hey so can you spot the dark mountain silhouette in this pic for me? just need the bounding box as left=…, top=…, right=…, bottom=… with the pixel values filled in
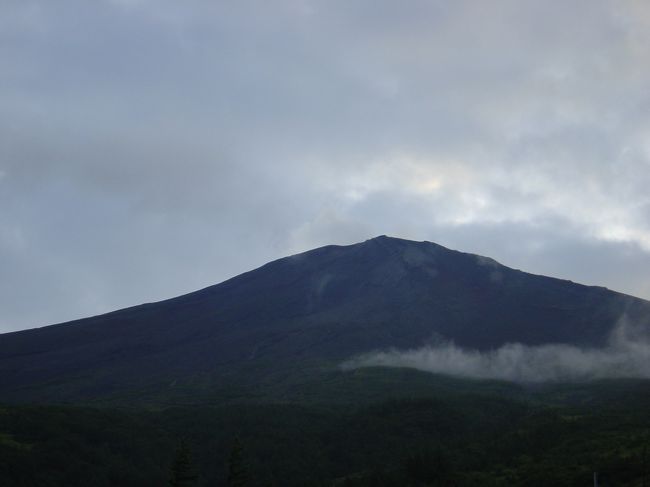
left=1, top=235, right=649, bottom=404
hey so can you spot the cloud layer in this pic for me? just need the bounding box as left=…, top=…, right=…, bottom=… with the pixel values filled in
left=2, top=1, right=650, bottom=331
left=343, top=320, right=650, bottom=382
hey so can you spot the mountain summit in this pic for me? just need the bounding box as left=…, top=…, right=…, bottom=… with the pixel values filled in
left=1, top=236, right=648, bottom=404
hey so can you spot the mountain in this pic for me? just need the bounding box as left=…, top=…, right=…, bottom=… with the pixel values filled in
left=1, top=235, right=649, bottom=405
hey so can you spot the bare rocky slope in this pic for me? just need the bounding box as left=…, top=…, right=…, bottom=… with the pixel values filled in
left=1, top=235, right=648, bottom=405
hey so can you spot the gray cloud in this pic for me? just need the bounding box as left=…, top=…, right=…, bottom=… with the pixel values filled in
left=343, top=319, right=650, bottom=382
left=2, top=1, right=650, bottom=331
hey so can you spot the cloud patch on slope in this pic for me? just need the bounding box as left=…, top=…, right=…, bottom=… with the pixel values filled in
left=342, top=320, right=650, bottom=382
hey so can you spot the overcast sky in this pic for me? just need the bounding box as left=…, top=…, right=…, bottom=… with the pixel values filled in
left=2, top=0, right=650, bottom=332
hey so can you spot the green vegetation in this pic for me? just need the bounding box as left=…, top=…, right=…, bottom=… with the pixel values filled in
left=1, top=371, right=649, bottom=486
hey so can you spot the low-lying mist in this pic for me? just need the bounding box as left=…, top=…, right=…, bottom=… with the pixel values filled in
left=342, top=320, right=650, bottom=382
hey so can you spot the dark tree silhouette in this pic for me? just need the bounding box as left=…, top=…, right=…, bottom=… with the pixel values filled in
left=227, top=436, right=249, bottom=487
left=169, top=440, right=197, bottom=487
left=403, top=447, right=453, bottom=485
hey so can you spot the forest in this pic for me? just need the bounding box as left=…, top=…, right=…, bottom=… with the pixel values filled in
left=1, top=371, right=649, bottom=486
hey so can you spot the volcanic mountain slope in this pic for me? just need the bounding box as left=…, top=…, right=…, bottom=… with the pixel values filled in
left=1, top=235, right=649, bottom=404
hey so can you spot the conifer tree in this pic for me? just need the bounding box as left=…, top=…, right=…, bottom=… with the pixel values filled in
left=227, top=436, right=249, bottom=487
left=169, top=440, right=197, bottom=487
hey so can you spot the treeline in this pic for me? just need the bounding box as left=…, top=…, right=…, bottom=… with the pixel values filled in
left=0, top=394, right=648, bottom=486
